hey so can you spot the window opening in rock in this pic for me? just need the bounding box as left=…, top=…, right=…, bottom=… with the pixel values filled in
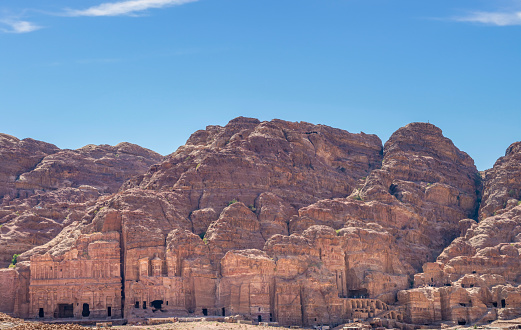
left=39, top=308, right=44, bottom=318
left=222, top=308, right=226, bottom=316
left=458, top=320, right=466, bottom=325
left=258, top=315, right=262, bottom=322
left=135, top=301, right=139, bottom=308
left=143, top=301, right=147, bottom=309
left=82, top=303, right=90, bottom=317
left=493, top=302, right=497, bottom=308
left=166, top=301, right=169, bottom=306
left=202, top=308, right=208, bottom=316
left=502, top=299, right=506, bottom=308
left=270, top=313, right=273, bottom=322
left=107, top=307, right=111, bottom=317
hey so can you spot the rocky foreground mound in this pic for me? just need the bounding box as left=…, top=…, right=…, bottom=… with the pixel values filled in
left=0, top=118, right=520, bottom=328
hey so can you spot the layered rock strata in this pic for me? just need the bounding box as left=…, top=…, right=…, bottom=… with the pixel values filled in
left=0, top=138, right=162, bottom=267
left=400, top=143, right=521, bottom=325
left=3, top=118, right=517, bottom=328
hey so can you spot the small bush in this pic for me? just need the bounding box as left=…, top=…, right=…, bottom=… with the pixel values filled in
left=203, top=237, right=208, bottom=245
left=248, top=204, right=256, bottom=212
left=196, top=163, right=201, bottom=170
left=10, top=254, right=19, bottom=267
left=228, top=198, right=238, bottom=206
left=509, top=189, right=516, bottom=197
left=518, top=200, right=521, bottom=206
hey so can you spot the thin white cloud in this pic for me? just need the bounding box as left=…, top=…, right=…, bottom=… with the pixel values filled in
left=456, top=11, right=521, bottom=26
left=0, top=19, right=42, bottom=33
left=66, top=0, right=198, bottom=17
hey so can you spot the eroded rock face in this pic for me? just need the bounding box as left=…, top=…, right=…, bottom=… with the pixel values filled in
left=125, top=117, right=383, bottom=213
left=0, top=133, right=60, bottom=202
left=0, top=139, right=162, bottom=267
left=479, top=142, right=521, bottom=220
left=288, top=122, right=480, bottom=302
left=403, top=142, right=521, bottom=325
left=0, top=119, right=505, bottom=328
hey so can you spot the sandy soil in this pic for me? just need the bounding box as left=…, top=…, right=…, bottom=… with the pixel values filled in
left=113, top=321, right=281, bottom=329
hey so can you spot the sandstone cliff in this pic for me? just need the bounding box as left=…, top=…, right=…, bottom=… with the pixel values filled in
left=0, top=138, right=162, bottom=267
left=2, top=118, right=519, bottom=329
left=400, top=142, right=521, bottom=326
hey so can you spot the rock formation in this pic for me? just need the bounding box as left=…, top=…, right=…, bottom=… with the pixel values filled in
left=399, top=142, right=521, bottom=326
left=0, top=138, right=162, bottom=267
left=1, top=117, right=520, bottom=328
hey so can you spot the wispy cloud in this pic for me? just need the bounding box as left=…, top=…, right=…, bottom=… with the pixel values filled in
left=455, top=11, right=521, bottom=26
left=0, top=19, right=42, bottom=33
left=66, top=0, right=198, bottom=17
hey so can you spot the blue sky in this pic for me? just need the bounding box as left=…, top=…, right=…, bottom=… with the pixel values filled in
left=0, top=0, right=520, bottom=170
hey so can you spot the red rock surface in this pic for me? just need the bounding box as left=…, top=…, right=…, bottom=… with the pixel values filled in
left=479, top=142, right=521, bottom=220
left=400, top=142, right=521, bottom=325
left=0, top=138, right=162, bottom=267
left=3, top=118, right=520, bottom=329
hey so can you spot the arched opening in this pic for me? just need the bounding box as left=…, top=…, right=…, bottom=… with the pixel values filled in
left=202, top=308, right=208, bottom=316
left=39, top=308, right=44, bottom=318
left=222, top=307, right=226, bottom=316
left=258, top=315, right=262, bottom=322
left=151, top=300, right=163, bottom=311
left=82, top=303, right=90, bottom=317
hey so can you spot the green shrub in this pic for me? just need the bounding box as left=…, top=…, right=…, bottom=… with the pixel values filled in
left=203, top=237, right=208, bottom=245
left=509, top=189, right=516, bottom=197
left=228, top=198, right=238, bottom=206
left=10, top=254, right=19, bottom=267
left=248, top=204, right=256, bottom=212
